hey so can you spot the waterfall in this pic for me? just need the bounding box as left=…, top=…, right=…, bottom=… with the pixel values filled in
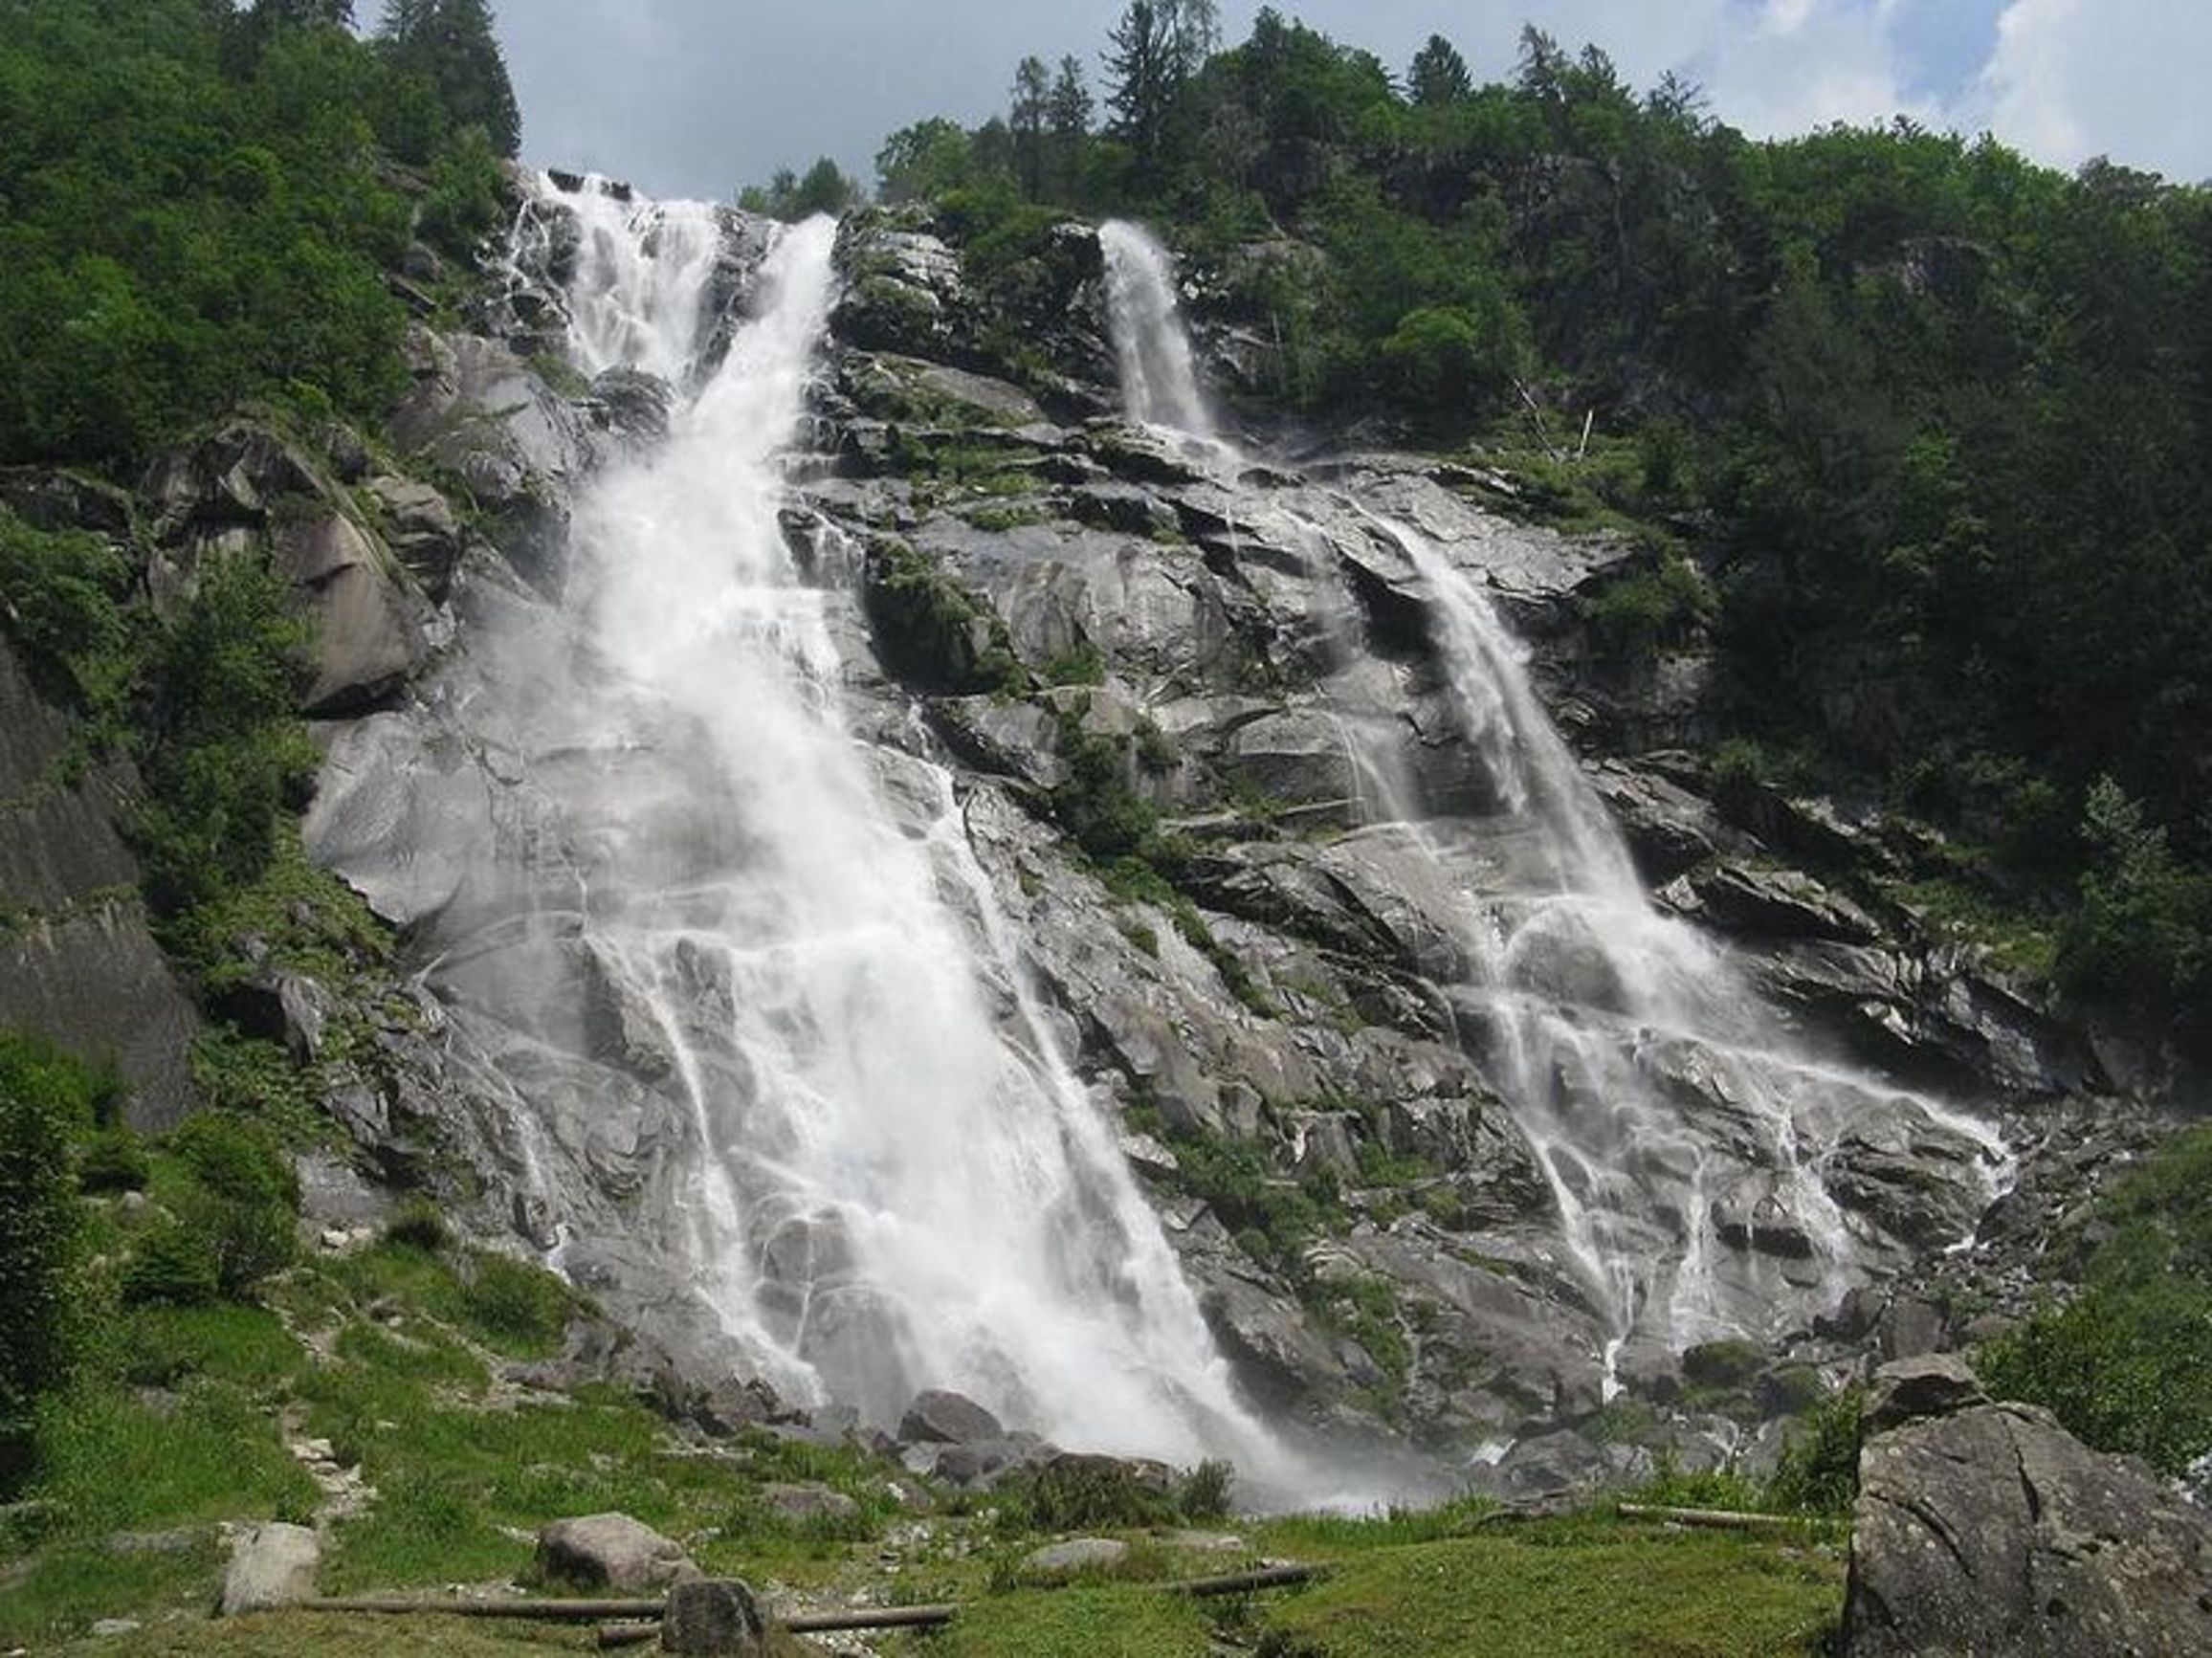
left=1376, top=517, right=2010, bottom=1360
left=1094, top=225, right=2007, bottom=1376
left=458, top=178, right=1292, bottom=1475
left=1099, top=220, right=1220, bottom=442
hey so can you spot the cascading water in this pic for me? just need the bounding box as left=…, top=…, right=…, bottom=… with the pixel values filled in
left=1099, top=221, right=1221, bottom=445
left=1095, top=221, right=2008, bottom=1382
left=456, top=178, right=1293, bottom=1474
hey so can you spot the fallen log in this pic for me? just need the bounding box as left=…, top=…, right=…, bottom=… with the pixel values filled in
left=595, top=1603, right=959, bottom=1648
left=302, top=1596, right=664, bottom=1622
left=1616, top=1502, right=1808, bottom=1531
left=786, top=1603, right=959, bottom=1631
left=1166, top=1563, right=1320, bottom=1597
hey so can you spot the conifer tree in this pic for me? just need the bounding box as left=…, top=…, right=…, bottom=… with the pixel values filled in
left=1047, top=55, right=1093, bottom=199
left=1407, top=34, right=1472, bottom=106
left=1010, top=55, right=1051, bottom=198
left=379, top=0, right=520, bottom=158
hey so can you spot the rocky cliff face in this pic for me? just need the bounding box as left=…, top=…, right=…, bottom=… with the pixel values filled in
left=0, top=626, right=199, bottom=1131
left=1, top=179, right=2135, bottom=1493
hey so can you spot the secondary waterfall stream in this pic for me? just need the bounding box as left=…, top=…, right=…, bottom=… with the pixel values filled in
left=1097, top=220, right=2008, bottom=1383
left=462, top=179, right=1292, bottom=1474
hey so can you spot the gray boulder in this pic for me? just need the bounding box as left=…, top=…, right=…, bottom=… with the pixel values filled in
left=535, top=1512, right=696, bottom=1592
left=1020, top=1536, right=1130, bottom=1578
left=661, top=1577, right=767, bottom=1655
left=218, top=1521, right=320, bottom=1615
left=1861, top=1354, right=1986, bottom=1436
left=896, top=1389, right=1004, bottom=1446
left=270, top=507, right=431, bottom=714
left=1843, top=1403, right=2212, bottom=1656
left=759, top=1483, right=859, bottom=1523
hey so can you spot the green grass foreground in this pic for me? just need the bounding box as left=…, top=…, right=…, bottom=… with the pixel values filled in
left=0, top=1223, right=1842, bottom=1657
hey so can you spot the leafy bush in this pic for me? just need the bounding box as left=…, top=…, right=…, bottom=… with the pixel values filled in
left=1584, top=553, right=1712, bottom=659
left=455, top=1252, right=572, bottom=1356
left=1980, top=1125, right=2212, bottom=1476
left=0, top=1035, right=95, bottom=1488
left=1010, top=1456, right=1179, bottom=1532
left=120, top=1223, right=223, bottom=1309
left=163, top=1113, right=299, bottom=1298
left=76, top=1130, right=150, bottom=1195
left=2058, top=778, right=2212, bottom=1027
left=383, top=1200, right=452, bottom=1253
left=1178, top=1458, right=1235, bottom=1520
left=1764, top=1385, right=1863, bottom=1515
left=0, top=511, right=138, bottom=724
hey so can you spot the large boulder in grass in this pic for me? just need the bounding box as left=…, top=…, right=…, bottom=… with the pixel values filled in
left=218, top=1522, right=320, bottom=1615
left=1842, top=1402, right=2212, bottom=1656
left=896, top=1389, right=1004, bottom=1446
left=660, top=1577, right=768, bottom=1655
left=534, top=1512, right=696, bottom=1593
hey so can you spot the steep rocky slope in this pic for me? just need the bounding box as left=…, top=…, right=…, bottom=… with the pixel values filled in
left=0, top=174, right=2142, bottom=1500
left=276, top=182, right=2121, bottom=1492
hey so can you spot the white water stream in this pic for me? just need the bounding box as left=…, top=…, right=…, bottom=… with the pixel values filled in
left=525, top=180, right=1291, bottom=1473
left=1097, top=221, right=2009, bottom=1382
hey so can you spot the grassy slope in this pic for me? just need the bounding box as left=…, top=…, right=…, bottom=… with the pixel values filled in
left=2, top=1207, right=1842, bottom=1657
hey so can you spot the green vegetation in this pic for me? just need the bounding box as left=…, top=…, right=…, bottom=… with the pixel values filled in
left=1248, top=1523, right=1839, bottom=1657
left=739, top=156, right=863, bottom=222
left=0, top=0, right=520, bottom=468
left=1981, top=1123, right=2212, bottom=1476
left=0, top=1036, right=102, bottom=1487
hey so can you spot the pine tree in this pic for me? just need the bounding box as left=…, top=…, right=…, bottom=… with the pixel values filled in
left=1407, top=34, right=1472, bottom=107
left=1010, top=55, right=1051, bottom=198
left=1166, top=0, right=1220, bottom=79
left=380, top=0, right=520, bottom=159
left=1047, top=55, right=1093, bottom=199
left=1105, top=0, right=1174, bottom=173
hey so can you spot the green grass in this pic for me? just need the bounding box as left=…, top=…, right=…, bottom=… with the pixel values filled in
left=1250, top=1525, right=1842, bottom=1657
left=0, top=1535, right=229, bottom=1651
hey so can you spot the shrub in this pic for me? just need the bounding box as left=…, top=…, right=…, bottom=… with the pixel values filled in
left=0, top=1034, right=93, bottom=1487
left=0, top=510, right=138, bottom=723
left=164, top=1114, right=299, bottom=1298
left=1178, top=1458, right=1234, bottom=1520
left=1979, top=1123, right=2212, bottom=1475
left=1584, top=553, right=1712, bottom=659
left=76, top=1129, right=150, bottom=1194
left=1011, top=1456, right=1178, bottom=1532
left=456, top=1252, right=571, bottom=1355
left=121, top=1222, right=222, bottom=1309
left=383, top=1200, right=451, bottom=1253
left=1764, top=1384, right=1862, bottom=1514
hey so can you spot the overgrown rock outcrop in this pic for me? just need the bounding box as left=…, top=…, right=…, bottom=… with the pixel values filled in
left=0, top=636, right=199, bottom=1131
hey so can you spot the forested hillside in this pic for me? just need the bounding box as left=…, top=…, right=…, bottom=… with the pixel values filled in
left=839, top=3, right=2212, bottom=1047
left=0, top=0, right=520, bottom=1498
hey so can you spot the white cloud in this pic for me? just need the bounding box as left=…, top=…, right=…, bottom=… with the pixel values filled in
left=1970, top=0, right=2212, bottom=181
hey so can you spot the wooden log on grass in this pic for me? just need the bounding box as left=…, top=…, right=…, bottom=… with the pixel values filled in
left=786, top=1603, right=959, bottom=1631
left=597, top=1603, right=962, bottom=1647
left=1616, top=1502, right=1807, bottom=1531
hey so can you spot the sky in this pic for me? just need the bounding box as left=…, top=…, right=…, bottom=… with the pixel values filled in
left=494, top=1, right=2212, bottom=201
